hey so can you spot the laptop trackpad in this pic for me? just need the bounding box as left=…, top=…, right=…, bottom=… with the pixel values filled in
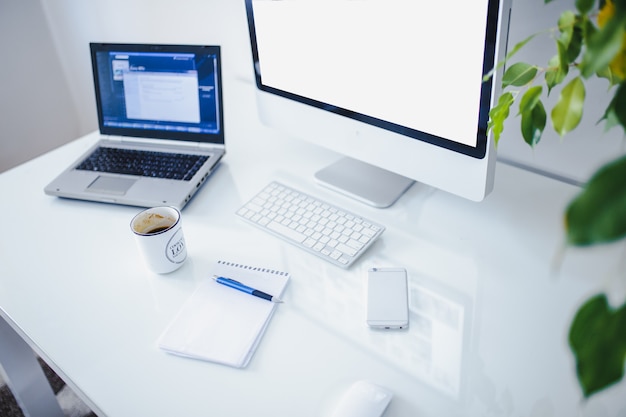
left=87, top=176, right=136, bottom=195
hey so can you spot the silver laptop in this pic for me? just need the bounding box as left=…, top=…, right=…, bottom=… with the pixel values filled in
left=45, top=43, right=226, bottom=210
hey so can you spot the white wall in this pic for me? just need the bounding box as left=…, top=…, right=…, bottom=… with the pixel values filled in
left=2, top=0, right=624, bottom=185
left=0, top=0, right=80, bottom=172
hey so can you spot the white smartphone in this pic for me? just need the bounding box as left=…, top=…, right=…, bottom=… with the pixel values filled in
left=366, top=267, right=409, bottom=329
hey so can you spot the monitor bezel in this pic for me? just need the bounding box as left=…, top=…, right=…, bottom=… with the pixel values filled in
left=244, top=0, right=502, bottom=160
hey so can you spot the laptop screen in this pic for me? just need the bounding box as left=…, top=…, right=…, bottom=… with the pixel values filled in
left=90, top=43, right=224, bottom=145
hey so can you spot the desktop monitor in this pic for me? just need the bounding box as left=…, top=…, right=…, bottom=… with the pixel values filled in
left=245, top=0, right=512, bottom=207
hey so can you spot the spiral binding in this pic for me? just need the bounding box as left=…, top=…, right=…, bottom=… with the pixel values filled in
left=217, top=260, right=289, bottom=276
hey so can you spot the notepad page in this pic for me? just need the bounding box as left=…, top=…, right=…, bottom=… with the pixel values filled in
left=158, top=261, right=290, bottom=368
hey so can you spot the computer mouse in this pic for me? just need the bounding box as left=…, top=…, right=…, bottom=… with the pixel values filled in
left=329, top=380, right=393, bottom=417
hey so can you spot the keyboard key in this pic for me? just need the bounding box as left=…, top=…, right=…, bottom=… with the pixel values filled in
left=267, top=220, right=307, bottom=243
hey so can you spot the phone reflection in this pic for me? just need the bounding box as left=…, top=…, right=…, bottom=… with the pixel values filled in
left=286, top=236, right=477, bottom=402
left=406, top=282, right=469, bottom=398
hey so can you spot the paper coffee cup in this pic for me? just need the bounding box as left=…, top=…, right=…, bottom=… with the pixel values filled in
left=130, top=206, right=187, bottom=274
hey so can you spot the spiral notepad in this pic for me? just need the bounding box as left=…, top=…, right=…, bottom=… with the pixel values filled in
left=158, top=260, right=290, bottom=368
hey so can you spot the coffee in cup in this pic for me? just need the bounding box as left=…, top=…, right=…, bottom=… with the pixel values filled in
left=130, top=206, right=187, bottom=273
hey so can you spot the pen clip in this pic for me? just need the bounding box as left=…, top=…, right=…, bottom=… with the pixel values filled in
left=212, top=275, right=239, bottom=284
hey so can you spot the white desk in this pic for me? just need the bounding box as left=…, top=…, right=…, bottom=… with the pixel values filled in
left=1, top=77, right=624, bottom=416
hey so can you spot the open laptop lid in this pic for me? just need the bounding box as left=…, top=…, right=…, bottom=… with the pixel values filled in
left=90, top=43, right=225, bottom=146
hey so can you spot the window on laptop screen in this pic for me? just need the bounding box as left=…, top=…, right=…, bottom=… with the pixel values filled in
left=93, top=48, right=221, bottom=136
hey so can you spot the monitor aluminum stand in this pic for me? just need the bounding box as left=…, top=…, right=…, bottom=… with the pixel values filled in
left=314, top=157, right=414, bottom=208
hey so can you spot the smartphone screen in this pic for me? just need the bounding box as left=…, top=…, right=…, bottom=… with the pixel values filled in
left=366, top=267, right=409, bottom=329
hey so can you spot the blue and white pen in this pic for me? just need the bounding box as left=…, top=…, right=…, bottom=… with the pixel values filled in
left=211, top=275, right=283, bottom=303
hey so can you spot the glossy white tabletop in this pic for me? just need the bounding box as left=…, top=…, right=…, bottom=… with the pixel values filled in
left=0, top=76, right=624, bottom=416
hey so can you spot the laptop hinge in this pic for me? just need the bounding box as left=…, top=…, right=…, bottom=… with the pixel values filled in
left=102, top=135, right=124, bottom=143
left=198, top=142, right=220, bottom=150
left=102, top=135, right=220, bottom=150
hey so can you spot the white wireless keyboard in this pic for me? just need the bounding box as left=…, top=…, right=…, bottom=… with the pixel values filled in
left=236, top=181, right=385, bottom=268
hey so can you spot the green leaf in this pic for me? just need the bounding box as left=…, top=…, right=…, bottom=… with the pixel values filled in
left=598, top=102, right=621, bottom=132
left=558, top=10, right=576, bottom=47
left=557, top=39, right=571, bottom=75
left=487, top=92, right=515, bottom=146
left=599, top=82, right=626, bottom=132
left=557, top=11, right=585, bottom=63
left=576, top=0, right=595, bottom=15
left=502, top=62, right=538, bottom=88
left=518, top=85, right=543, bottom=115
left=521, top=100, right=547, bottom=147
left=545, top=55, right=567, bottom=94
left=483, top=34, right=538, bottom=81
left=551, top=77, right=585, bottom=136
left=580, top=9, right=626, bottom=78
left=565, top=154, right=626, bottom=246
left=567, top=21, right=584, bottom=62
left=596, top=65, right=618, bottom=85
left=612, top=81, right=626, bottom=129
left=583, top=15, right=598, bottom=41
left=506, top=34, right=538, bottom=60
left=568, top=294, right=626, bottom=398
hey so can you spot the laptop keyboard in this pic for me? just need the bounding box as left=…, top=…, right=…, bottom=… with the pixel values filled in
left=76, top=147, right=209, bottom=181
left=236, top=181, right=385, bottom=268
